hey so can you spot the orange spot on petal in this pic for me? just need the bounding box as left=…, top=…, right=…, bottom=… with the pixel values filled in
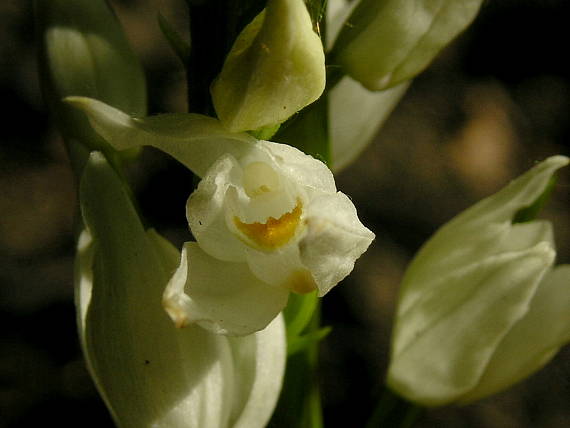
left=284, top=269, right=317, bottom=294
left=234, top=201, right=302, bottom=250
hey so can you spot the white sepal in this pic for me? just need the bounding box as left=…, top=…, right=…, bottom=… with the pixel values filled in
left=387, top=156, right=570, bottom=406
left=77, top=152, right=285, bottom=427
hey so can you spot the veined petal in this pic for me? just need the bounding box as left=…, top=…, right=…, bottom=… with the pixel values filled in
left=299, top=192, right=375, bottom=296
left=163, top=242, right=289, bottom=336
left=399, top=220, right=555, bottom=324
left=66, top=96, right=256, bottom=177
left=459, top=264, right=570, bottom=404
left=398, top=156, right=568, bottom=315
left=228, top=315, right=286, bottom=428
left=388, top=243, right=555, bottom=407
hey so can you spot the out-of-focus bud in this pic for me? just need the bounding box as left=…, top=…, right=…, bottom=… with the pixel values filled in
left=77, top=152, right=285, bottom=427
left=35, top=0, right=146, bottom=170
left=387, top=156, right=570, bottom=407
left=211, top=0, right=325, bottom=132
left=326, top=0, right=409, bottom=171
left=329, top=76, right=408, bottom=171
left=331, top=0, right=483, bottom=90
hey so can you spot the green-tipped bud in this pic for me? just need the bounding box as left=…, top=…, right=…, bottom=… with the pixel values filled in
left=35, top=0, right=146, bottom=170
left=387, top=156, right=570, bottom=406
left=211, top=0, right=325, bottom=132
left=331, top=0, right=483, bottom=90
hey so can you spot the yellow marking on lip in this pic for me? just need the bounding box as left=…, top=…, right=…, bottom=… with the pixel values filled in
left=234, top=201, right=302, bottom=250
left=284, top=269, right=317, bottom=294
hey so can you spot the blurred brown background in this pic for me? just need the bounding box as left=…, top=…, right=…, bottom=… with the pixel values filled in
left=1, top=1, right=569, bottom=427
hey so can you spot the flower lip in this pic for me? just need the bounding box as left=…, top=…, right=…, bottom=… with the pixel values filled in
left=234, top=200, right=303, bottom=250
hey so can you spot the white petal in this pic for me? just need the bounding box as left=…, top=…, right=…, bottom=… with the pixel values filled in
left=387, top=244, right=555, bottom=407
left=397, top=156, right=567, bottom=316
left=224, top=146, right=299, bottom=223
left=229, top=315, right=286, bottom=428
left=460, top=265, right=570, bottom=404
left=260, top=140, right=337, bottom=193
left=66, top=96, right=256, bottom=177
left=186, top=155, right=248, bottom=262
left=400, top=220, right=555, bottom=320
left=79, top=152, right=233, bottom=427
left=330, top=76, right=409, bottom=171
left=451, top=155, right=569, bottom=228
left=163, top=242, right=290, bottom=335
left=245, top=243, right=317, bottom=294
left=299, top=192, right=375, bottom=296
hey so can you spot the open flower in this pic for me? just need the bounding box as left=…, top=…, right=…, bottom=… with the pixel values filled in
left=68, top=97, right=375, bottom=335
left=78, top=152, right=285, bottom=427
left=387, top=156, right=570, bottom=406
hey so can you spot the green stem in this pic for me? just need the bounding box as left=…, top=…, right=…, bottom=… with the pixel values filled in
left=270, top=301, right=324, bottom=428
left=365, top=387, right=423, bottom=428
left=325, top=64, right=344, bottom=92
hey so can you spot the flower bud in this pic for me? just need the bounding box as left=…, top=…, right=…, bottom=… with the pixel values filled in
left=36, top=0, right=146, bottom=168
left=387, top=156, right=570, bottom=406
left=77, top=152, right=285, bottom=427
left=331, top=0, right=483, bottom=90
left=211, top=0, right=326, bottom=132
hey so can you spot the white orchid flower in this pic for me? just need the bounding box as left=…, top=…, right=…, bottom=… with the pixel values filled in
left=77, top=152, right=285, bottom=427
left=387, top=155, right=570, bottom=407
left=68, top=97, right=375, bottom=335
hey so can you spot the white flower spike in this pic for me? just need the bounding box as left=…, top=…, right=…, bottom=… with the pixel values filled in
left=68, top=97, right=375, bottom=335
left=387, top=155, right=570, bottom=407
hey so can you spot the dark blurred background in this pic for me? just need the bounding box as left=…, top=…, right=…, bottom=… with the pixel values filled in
left=1, top=1, right=569, bottom=427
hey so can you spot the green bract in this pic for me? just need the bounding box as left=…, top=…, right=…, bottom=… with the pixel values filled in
left=331, top=0, right=483, bottom=90
left=387, top=156, right=570, bottom=406
left=77, top=152, right=285, bottom=427
left=35, top=0, right=146, bottom=167
left=211, top=0, right=326, bottom=132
